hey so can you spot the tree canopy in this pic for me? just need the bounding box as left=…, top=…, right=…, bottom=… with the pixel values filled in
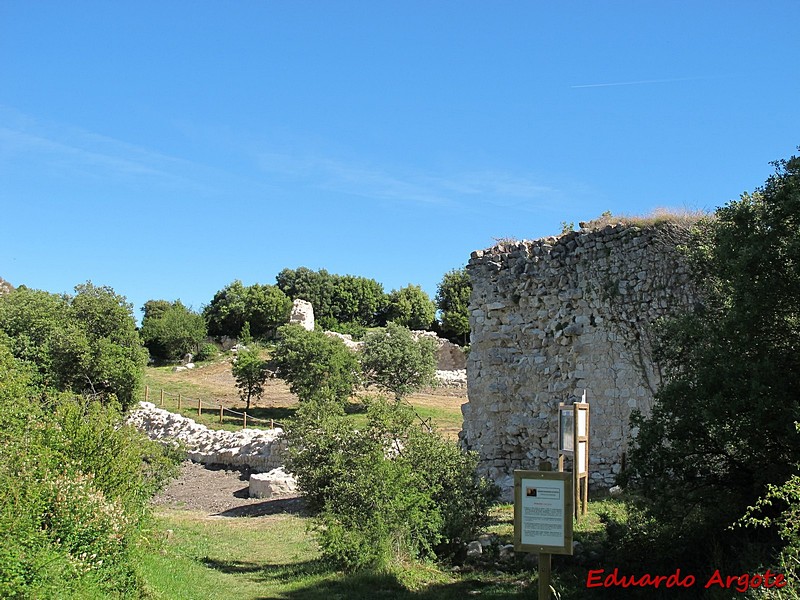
left=271, top=324, right=361, bottom=404
left=383, top=284, right=436, bottom=331
left=140, top=300, right=207, bottom=361
left=203, top=280, right=292, bottom=340
left=360, top=323, right=437, bottom=400
left=0, top=282, right=147, bottom=409
left=276, top=267, right=387, bottom=329
left=623, top=152, right=800, bottom=571
left=435, top=268, right=472, bottom=345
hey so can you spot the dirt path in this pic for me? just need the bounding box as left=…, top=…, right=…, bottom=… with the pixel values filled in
left=152, top=461, right=305, bottom=518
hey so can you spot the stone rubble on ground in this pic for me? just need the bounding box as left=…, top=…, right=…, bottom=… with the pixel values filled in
left=126, top=402, right=287, bottom=472
left=324, top=330, right=364, bottom=351
left=248, top=466, right=298, bottom=499
left=435, top=369, right=467, bottom=387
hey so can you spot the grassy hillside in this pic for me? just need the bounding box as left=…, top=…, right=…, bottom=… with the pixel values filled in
left=142, top=356, right=467, bottom=437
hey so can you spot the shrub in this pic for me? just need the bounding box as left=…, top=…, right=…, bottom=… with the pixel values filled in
left=0, top=282, right=148, bottom=410
left=272, top=324, right=361, bottom=404
left=140, top=300, right=207, bottom=361
left=286, top=396, right=497, bottom=570
left=0, top=340, right=180, bottom=597
left=383, top=285, right=436, bottom=330
left=360, top=323, right=437, bottom=400
left=203, top=280, right=292, bottom=339
left=195, top=342, right=218, bottom=362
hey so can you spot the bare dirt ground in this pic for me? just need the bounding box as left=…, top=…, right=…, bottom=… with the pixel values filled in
left=152, top=460, right=306, bottom=518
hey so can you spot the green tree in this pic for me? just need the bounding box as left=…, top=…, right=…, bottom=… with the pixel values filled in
left=272, top=324, right=360, bottom=404
left=330, top=274, right=387, bottom=327
left=276, top=267, right=335, bottom=321
left=0, top=282, right=147, bottom=409
left=435, top=267, right=472, bottom=345
left=231, top=343, right=268, bottom=411
left=203, top=280, right=291, bottom=340
left=383, top=284, right=436, bottom=330
left=623, top=153, right=800, bottom=572
left=360, top=323, right=437, bottom=400
left=277, top=267, right=388, bottom=328
left=140, top=300, right=207, bottom=361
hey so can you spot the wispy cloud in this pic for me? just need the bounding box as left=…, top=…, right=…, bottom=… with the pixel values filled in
left=571, top=76, right=711, bottom=89
left=0, top=105, right=236, bottom=195
left=257, top=152, right=564, bottom=212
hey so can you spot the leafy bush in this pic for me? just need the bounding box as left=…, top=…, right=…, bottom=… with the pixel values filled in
left=272, top=324, right=361, bottom=404
left=383, top=284, right=436, bottom=330
left=360, top=323, right=437, bottom=400
left=140, top=299, right=207, bottom=361
left=738, top=425, right=800, bottom=599
left=620, top=152, right=800, bottom=577
left=0, top=338, right=179, bottom=598
left=286, top=396, right=498, bottom=571
left=195, top=342, right=219, bottom=362
left=203, top=280, right=292, bottom=339
left=0, top=282, right=148, bottom=410
left=316, top=316, right=367, bottom=340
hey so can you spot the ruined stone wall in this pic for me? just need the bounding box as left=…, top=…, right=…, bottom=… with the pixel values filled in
left=461, top=224, right=697, bottom=493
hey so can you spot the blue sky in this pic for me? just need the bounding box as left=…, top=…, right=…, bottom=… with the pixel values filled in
left=1, top=1, right=798, bottom=322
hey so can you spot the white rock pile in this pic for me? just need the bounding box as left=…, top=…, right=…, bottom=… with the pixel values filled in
left=435, top=369, right=467, bottom=387
left=126, top=402, right=288, bottom=472
left=249, top=467, right=298, bottom=499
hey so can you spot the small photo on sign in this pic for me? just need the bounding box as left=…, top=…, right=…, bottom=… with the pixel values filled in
left=526, top=487, right=538, bottom=497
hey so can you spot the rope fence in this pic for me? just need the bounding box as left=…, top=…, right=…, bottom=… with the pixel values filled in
left=144, top=385, right=284, bottom=430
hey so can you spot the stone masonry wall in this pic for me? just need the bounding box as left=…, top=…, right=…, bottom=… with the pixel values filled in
left=461, top=223, right=697, bottom=494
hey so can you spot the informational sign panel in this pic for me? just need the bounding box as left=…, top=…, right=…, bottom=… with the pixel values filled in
left=514, top=471, right=573, bottom=555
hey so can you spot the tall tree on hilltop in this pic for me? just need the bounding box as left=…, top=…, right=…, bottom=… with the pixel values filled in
left=436, top=268, right=472, bottom=345
left=383, top=285, right=436, bottom=331
left=203, top=280, right=291, bottom=340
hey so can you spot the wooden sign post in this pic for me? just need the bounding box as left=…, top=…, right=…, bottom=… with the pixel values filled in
left=514, top=471, right=574, bottom=600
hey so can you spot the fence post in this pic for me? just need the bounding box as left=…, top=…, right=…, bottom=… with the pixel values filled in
left=145, top=385, right=149, bottom=402
left=178, top=394, right=182, bottom=410
left=219, top=404, right=224, bottom=424
left=198, top=398, right=202, bottom=416
left=160, top=389, right=164, bottom=407
left=243, top=412, right=247, bottom=429
left=270, top=418, right=274, bottom=429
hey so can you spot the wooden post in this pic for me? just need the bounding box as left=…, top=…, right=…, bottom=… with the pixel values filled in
left=270, top=418, right=274, bottom=429
left=243, top=412, right=247, bottom=429
left=219, top=404, right=224, bottom=424
left=160, top=389, right=164, bottom=407
left=538, top=553, right=552, bottom=600
left=198, top=398, right=202, bottom=416
left=178, top=394, right=182, bottom=410
left=145, top=385, right=149, bottom=402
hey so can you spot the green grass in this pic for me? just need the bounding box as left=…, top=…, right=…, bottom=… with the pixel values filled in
left=137, top=510, right=541, bottom=599
left=137, top=497, right=631, bottom=599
